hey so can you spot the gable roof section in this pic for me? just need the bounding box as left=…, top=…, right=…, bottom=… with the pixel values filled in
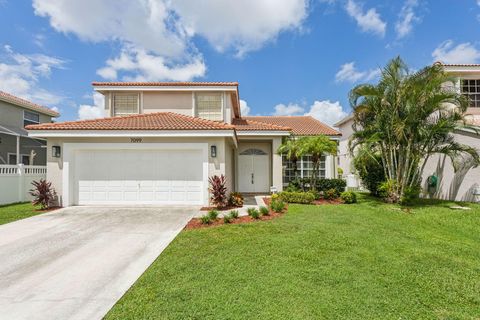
left=26, top=112, right=235, bottom=131
left=0, top=91, right=60, bottom=117
left=92, top=81, right=241, bottom=118
left=244, top=116, right=340, bottom=136
left=232, top=118, right=291, bottom=131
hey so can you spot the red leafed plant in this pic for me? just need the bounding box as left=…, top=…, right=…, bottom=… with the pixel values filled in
left=208, top=175, right=227, bottom=208
left=29, top=179, right=57, bottom=210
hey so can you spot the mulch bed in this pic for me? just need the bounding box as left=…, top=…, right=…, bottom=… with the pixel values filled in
left=34, top=206, right=62, bottom=212
left=185, top=198, right=286, bottom=230
left=199, top=205, right=242, bottom=211
left=312, top=198, right=343, bottom=205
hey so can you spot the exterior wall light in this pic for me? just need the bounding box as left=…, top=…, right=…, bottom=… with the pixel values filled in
left=52, top=145, right=61, bottom=158
left=211, top=145, right=217, bottom=158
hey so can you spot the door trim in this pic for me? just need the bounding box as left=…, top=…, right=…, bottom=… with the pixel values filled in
left=63, top=143, right=209, bottom=207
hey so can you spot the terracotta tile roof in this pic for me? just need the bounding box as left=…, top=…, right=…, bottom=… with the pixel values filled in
left=26, top=112, right=235, bottom=131
left=435, top=62, right=480, bottom=67
left=232, top=118, right=291, bottom=131
left=92, top=81, right=238, bottom=87
left=244, top=116, right=341, bottom=136
left=0, top=91, right=59, bottom=117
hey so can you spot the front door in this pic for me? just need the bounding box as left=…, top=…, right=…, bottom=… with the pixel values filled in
left=238, top=148, right=269, bottom=193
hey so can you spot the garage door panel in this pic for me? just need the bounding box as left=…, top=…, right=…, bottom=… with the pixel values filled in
left=75, top=149, right=204, bottom=205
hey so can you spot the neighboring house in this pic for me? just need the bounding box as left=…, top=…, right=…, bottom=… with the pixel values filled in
left=0, top=91, right=59, bottom=165
left=335, top=63, right=480, bottom=201
left=27, top=82, right=340, bottom=207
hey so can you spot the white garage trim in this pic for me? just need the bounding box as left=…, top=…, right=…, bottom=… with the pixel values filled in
left=62, top=143, right=209, bottom=206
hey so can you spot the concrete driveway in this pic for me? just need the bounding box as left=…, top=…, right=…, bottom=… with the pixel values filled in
left=0, top=206, right=194, bottom=320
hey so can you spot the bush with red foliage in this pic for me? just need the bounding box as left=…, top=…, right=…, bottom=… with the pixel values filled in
left=208, top=175, right=227, bottom=208
left=29, top=179, right=56, bottom=209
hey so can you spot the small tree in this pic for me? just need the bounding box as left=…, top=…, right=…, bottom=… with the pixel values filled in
left=298, top=135, right=338, bottom=190
left=29, top=179, right=56, bottom=209
left=208, top=175, right=228, bottom=208
left=277, top=137, right=302, bottom=179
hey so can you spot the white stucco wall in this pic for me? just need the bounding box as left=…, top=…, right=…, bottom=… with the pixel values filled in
left=46, top=136, right=232, bottom=206
left=422, top=130, right=480, bottom=202
left=336, top=118, right=355, bottom=175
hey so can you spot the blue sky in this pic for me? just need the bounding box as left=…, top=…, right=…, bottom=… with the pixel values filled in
left=0, top=0, right=479, bottom=125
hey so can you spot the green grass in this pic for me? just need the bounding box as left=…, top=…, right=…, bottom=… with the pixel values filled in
left=0, top=202, right=44, bottom=225
left=106, top=195, right=480, bottom=319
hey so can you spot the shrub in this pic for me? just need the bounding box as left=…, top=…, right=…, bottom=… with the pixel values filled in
left=286, top=178, right=302, bottom=192
left=316, top=179, right=346, bottom=193
left=278, top=191, right=315, bottom=204
left=229, top=192, right=244, bottom=207
left=200, top=215, right=211, bottom=224
left=400, top=184, right=421, bottom=206
left=353, top=153, right=385, bottom=197
left=229, top=210, right=239, bottom=219
left=308, top=190, right=320, bottom=200
left=247, top=208, right=260, bottom=219
left=29, top=179, right=56, bottom=209
left=324, top=188, right=339, bottom=200
left=223, top=214, right=232, bottom=224
left=209, top=175, right=228, bottom=208
left=259, top=206, right=270, bottom=216
left=208, top=210, right=219, bottom=220
left=340, top=191, right=357, bottom=204
left=378, top=179, right=400, bottom=203
left=270, top=200, right=286, bottom=213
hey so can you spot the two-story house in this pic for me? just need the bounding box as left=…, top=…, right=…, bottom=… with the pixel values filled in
left=335, top=63, right=480, bottom=201
left=0, top=91, right=59, bottom=165
left=27, top=82, right=340, bottom=207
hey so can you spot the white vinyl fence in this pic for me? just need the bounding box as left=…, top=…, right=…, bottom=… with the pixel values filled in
left=0, top=164, right=47, bottom=205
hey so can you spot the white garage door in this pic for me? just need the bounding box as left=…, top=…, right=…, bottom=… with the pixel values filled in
left=74, top=149, right=204, bottom=205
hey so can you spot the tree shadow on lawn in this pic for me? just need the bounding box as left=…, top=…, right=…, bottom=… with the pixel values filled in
left=356, top=192, right=479, bottom=211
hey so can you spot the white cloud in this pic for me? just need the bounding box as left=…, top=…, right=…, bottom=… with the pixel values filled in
left=395, top=0, right=420, bottom=39
left=305, top=100, right=347, bottom=126
left=432, top=40, right=480, bottom=64
left=32, top=0, right=186, bottom=58
left=96, top=46, right=206, bottom=81
left=240, top=99, right=251, bottom=116
left=33, top=0, right=310, bottom=81
left=345, top=0, right=386, bottom=37
left=0, top=45, right=65, bottom=106
left=78, top=92, right=105, bottom=120
left=273, top=103, right=305, bottom=116
left=335, top=62, right=380, bottom=83
left=171, top=0, right=309, bottom=56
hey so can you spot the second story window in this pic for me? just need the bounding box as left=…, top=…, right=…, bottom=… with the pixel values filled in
left=196, top=93, right=222, bottom=121
left=24, top=110, right=40, bottom=127
left=113, top=93, right=139, bottom=116
left=461, top=79, right=480, bottom=108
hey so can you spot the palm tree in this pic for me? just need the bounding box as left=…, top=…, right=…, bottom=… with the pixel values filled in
left=349, top=56, right=479, bottom=200
left=298, top=135, right=338, bottom=190
left=277, top=137, right=302, bottom=180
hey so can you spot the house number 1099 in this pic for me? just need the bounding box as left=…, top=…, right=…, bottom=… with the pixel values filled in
left=130, top=138, right=142, bottom=143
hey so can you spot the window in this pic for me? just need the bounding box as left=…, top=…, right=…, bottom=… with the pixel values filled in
left=282, top=155, right=326, bottom=185
left=24, top=111, right=40, bottom=127
left=461, top=79, right=480, bottom=108
left=113, top=94, right=139, bottom=116
left=196, top=93, right=222, bottom=121
left=8, top=154, right=30, bottom=165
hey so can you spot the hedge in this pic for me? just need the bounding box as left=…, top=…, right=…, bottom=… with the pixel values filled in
left=278, top=191, right=315, bottom=204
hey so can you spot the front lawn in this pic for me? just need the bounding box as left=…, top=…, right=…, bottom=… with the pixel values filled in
left=106, top=196, right=480, bottom=319
left=0, top=202, right=44, bottom=225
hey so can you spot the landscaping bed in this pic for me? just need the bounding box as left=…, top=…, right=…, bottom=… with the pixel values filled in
left=185, top=210, right=283, bottom=229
